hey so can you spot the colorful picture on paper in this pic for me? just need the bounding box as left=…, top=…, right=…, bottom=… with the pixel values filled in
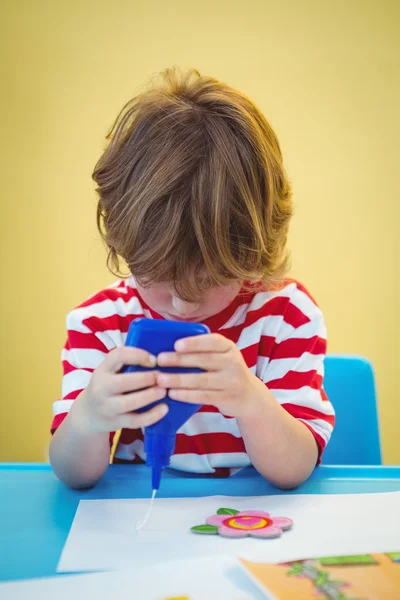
left=241, top=552, right=400, bottom=599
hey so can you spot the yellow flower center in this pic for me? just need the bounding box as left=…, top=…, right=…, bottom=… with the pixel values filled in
left=225, top=516, right=270, bottom=530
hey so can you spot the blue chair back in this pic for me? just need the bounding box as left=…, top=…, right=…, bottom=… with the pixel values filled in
left=322, top=355, right=382, bottom=465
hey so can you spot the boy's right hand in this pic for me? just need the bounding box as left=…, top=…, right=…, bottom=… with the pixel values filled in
left=74, top=347, right=168, bottom=434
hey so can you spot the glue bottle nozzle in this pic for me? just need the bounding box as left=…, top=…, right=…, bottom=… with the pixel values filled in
left=152, top=466, right=162, bottom=491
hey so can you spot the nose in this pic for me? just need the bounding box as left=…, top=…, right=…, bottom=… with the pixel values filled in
left=171, top=296, right=200, bottom=316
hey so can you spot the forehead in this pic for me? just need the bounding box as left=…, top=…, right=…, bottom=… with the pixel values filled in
left=136, top=279, right=240, bottom=301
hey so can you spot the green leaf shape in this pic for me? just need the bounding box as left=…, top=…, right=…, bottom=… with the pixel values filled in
left=315, top=572, right=329, bottom=586
left=319, top=555, right=377, bottom=566
left=191, top=524, right=219, bottom=534
left=386, top=552, right=400, bottom=563
left=288, top=564, right=305, bottom=577
left=216, top=507, right=240, bottom=515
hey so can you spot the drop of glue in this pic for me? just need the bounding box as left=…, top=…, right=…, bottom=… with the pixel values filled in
left=136, top=489, right=157, bottom=531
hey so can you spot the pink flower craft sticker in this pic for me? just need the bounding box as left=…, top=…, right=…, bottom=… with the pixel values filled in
left=191, top=507, right=293, bottom=538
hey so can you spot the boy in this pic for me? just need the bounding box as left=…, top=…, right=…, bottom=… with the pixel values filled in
left=49, top=69, right=335, bottom=490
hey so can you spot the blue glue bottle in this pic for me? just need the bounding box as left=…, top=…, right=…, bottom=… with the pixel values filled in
left=122, top=318, right=209, bottom=493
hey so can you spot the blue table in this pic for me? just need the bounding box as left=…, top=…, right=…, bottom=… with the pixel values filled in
left=1, top=463, right=399, bottom=582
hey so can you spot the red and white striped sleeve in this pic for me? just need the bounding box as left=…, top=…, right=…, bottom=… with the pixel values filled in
left=259, top=283, right=335, bottom=461
left=51, top=307, right=113, bottom=434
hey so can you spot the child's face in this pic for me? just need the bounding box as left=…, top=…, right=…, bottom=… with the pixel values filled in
left=136, top=280, right=241, bottom=322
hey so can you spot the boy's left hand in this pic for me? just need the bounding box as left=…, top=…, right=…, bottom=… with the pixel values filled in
left=156, top=334, right=268, bottom=418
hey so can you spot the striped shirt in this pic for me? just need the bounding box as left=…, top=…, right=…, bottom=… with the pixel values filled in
left=51, top=277, right=335, bottom=474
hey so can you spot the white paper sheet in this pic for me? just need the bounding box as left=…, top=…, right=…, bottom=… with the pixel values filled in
left=58, top=491, right=400, bottom=574
left=0, top=555, right=267, bottom=600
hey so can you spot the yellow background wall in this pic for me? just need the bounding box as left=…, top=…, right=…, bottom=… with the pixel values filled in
left=1, top=1, right=399, bottom=463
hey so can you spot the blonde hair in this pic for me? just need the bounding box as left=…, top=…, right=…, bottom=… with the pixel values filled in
left=93, top=68, right=293, bottom=301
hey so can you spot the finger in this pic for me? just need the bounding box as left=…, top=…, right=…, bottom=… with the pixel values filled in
left=169, top=389, right=219, bottom=405
left=157, top=351, right=226, bottom=371
left=102, top=346, right=157, bottom=373
left=109, top=370, right=158, bottom=395
left=157, top=371, right=223, bottom=390
left=112, top=386, right=167, bottom=415
left=175, top=333, right=232, bottom=354
left=115, top=403, right=169, bottom=429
